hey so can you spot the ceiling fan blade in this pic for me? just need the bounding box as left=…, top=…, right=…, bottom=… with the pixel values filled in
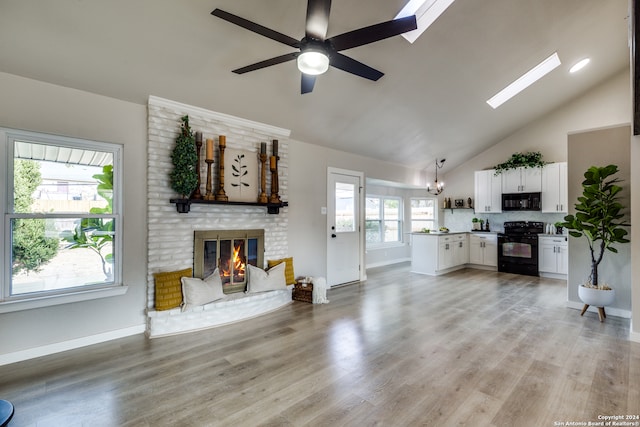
left=301, top=74, right=317, bottom=94
left=330, top=53, right=384, bottom=81
left=232, top=52, right=299, bottom=74
left=212, top=9, right=300, bottom=48
left=305, top=0, right=332, bottom=40
left=328, top=15, right=417, bottom=51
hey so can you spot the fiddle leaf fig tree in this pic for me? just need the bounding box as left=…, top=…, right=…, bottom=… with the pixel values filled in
left=169, top=115, right=198, bottom=198
left=560, top=165, right=630, bottom=289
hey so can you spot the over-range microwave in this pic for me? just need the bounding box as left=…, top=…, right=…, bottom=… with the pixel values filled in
left=502, top=192, right=541, bottom=211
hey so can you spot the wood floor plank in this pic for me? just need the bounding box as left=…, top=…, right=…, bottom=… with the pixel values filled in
left=1, top=263, right=639, bottom=426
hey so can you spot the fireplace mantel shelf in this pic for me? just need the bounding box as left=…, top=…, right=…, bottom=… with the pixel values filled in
left=170, top=198, right=288, bottom=214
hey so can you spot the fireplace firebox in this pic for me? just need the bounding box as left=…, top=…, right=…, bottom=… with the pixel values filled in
left=194, top=229, right=264, bottom=294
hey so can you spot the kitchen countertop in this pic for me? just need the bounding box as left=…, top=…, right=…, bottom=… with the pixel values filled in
left=469, top=230, right=499, bottom=234
left=411, top=231, right=467, bottom=235
left=412, top=231, right=490, bottom=235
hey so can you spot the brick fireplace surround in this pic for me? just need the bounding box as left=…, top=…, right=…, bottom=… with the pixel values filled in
left=146, top=96, right=291, bottom=337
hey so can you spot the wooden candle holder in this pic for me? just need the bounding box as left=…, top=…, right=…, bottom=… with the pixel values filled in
left=258, top=153, right=268, bottom=203
left=269, top=155, right=281, bottom=204
left=215, top=136, right=228, bottom=201
left=204, top=159, right=215, bottom=200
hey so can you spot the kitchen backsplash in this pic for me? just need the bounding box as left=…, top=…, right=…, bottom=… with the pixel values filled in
left=443, top=210, right=565, bottom=233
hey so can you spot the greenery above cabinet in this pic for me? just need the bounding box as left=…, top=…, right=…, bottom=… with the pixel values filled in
left=493, top=151, right=546, bottom=175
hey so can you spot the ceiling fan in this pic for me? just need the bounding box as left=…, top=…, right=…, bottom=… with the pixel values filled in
left=211, top=1, right=417, bottom=94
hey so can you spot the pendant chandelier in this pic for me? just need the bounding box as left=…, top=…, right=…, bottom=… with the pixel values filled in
left=427, top=158, right=446, bottom=195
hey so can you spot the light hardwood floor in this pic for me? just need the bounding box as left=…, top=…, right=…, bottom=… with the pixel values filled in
left=1, top=264, right=639, bottom=426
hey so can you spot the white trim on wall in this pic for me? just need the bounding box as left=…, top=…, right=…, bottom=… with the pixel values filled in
left=148, top=96, right=291, bottom=139
left=0, top=324, right=145, bottom=366
left=565, top=300, right=631, bottom=319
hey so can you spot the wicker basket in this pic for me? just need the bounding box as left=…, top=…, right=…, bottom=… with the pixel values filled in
left=292, top=282, right=313, bottom=303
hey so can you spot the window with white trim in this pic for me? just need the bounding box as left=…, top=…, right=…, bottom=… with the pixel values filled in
left=365, top=196, right=402, bottom=245
left=410, top=197, right=436, bottom=231
left=1, top=128, right=123, bottom=308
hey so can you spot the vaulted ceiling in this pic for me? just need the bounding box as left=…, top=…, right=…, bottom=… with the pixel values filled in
left=0, top=0, right=629, bottom=172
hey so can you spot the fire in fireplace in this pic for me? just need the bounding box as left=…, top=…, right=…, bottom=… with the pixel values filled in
left=194, top=229, right=264, bottom=294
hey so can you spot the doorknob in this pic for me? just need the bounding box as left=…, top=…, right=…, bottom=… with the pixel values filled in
left=331, top=233, right=337, bottom=238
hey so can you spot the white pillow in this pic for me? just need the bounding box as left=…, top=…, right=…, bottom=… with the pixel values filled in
left=246, top=263, right=287, bottom=293
left=181, top=268, right=225, bottom=311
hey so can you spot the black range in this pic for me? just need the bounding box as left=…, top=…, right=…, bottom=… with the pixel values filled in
left=497, top=221, right=544, bottom=276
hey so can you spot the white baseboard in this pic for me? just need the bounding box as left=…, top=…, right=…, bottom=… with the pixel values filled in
left=0, top=324, right=145, bottom=366
left=566, top=300, right=631, bottom=319
left=366, top=257, right=410, bottom=269
left=630, top=320, right=640, bottom=343
left=465, top=264, right=498, bottom=272
left=539, top=272, right=567, bottom=280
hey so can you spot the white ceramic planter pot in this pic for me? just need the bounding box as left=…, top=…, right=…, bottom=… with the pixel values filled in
left=578, top=285, right=615, bottom=307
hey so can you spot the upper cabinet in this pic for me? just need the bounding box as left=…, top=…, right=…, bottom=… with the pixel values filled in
left=475, top=169, right=502, bottom=213
left=501, top=167, right=542, bottom=193
left=541, top=162, right=568, bottom=213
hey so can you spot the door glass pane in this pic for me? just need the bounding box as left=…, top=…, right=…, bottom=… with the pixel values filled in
left=335, top=182, right=355, bottom=232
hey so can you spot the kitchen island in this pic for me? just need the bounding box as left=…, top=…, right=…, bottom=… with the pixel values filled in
left=411, top=231, right=499, bottom=276
left=411, top=231, right=469, bottom=276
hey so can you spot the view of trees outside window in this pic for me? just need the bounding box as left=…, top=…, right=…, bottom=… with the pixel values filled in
left=366, top=196, right=402, bottom=244
left=335, top=182, right=356, bottom=232
left=10, top=143, right=116, bottom=296
left=410, top=198, right=436, bottom=231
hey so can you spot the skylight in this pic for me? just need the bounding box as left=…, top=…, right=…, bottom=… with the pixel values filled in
left=395, top=0, right=455, bottom=44
left=486, top=52, right=562, bottom=109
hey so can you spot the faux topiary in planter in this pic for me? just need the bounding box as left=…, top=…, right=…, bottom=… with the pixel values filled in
left=170, top=115, right=198, bottom=200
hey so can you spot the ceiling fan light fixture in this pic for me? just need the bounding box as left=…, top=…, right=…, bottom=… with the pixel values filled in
left=297, top=50, right=330, bottom=75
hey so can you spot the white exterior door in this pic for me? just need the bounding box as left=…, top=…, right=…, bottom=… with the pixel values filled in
left=327, top=169, right=362, bottom=286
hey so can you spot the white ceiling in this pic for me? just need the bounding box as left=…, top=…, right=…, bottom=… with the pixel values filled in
left=0, top=0, right=629, bottom=173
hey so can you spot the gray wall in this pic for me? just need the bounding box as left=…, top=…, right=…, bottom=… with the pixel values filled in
left=0, top=72, right=427, bottom=360
left=439, top=68, right=634, bottom=321
left=0, top=72, right=148, bottom=356
left=442, top=69, right=631, bottom=199
left=567, top=125, right=631, bottom=311
left=287, top=139, right=427, bottom=279
left=1, top=62, right=638, bottom=359
left=631, top=134, right=640, bottom=339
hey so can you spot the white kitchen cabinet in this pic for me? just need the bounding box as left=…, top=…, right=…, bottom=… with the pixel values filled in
left=541, top=162, right=568, bottom=213
left=439, top=233, right=468, bottom=270
left=474, top=169, right=502, bottom=213
left=539, top=235, right=568, bottom=276
left=468, top=233, right=498, bottom=267
left=411, top=233, right=467, bottom=276
left=501, top=167, right=542, bottom=193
